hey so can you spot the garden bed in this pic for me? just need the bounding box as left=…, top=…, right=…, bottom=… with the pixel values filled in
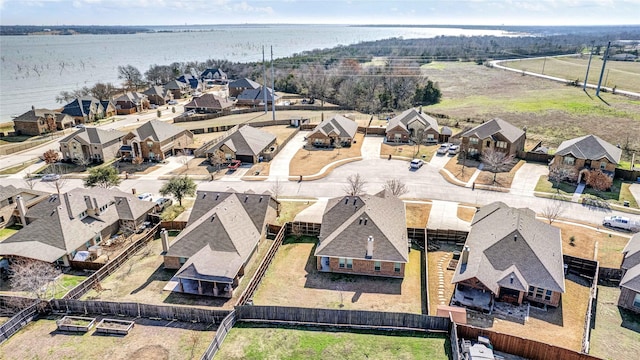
left=95, top=318, right=135, bottom=335
left=56, top=315, right=96, bottom=333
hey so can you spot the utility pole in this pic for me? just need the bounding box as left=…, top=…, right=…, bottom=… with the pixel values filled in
left=271, top=45, right=276, bottom=121
left=583, top=42, right=595, bottom=91
left=262, top=46, right=267, bottom=113
left=541, top=57, right=546, bottom=75
left=596, top=41, right=611, bottom=97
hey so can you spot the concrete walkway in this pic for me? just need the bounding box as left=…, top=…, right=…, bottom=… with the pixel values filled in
left=572, top=182, right=586, bottom=202
left=360, top=136, right=382, bottom=160
left=465, top=163, right=483, bottom=188
left=426, top=200, right=471, bottom=232
left=268, top=131, right=308, bottom=181
left=510, top=162, right=548, bottom=197
left=630, top=183, right=640, bottom=205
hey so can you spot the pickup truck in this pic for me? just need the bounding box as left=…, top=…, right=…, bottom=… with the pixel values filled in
left=602, top=215, right=640, bottom=231
left=227, top=160, right=242, bottom=170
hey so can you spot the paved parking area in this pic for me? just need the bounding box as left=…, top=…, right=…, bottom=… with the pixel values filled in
left=360, top=136, right=383, bottom=159
left=268, top=131, right=308, bottom=180
left=509, top=162, right=548, bottom=196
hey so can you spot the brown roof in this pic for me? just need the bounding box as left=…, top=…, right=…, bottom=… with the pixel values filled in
left=459, top=118, right=524, bottom=143
left=309, top=115, right=358, bottom=139
left=184, top=94, right=234, bottom=111
left=386, top=108, right=439, bottom=134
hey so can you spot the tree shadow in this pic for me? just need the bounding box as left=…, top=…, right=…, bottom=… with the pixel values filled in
left=129, top=264, right=173, bottom=295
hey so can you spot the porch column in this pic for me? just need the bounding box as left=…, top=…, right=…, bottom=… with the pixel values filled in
left=213, top=282, right=219, bottom=296
left=518, top=291, right=524, bottom=305
left=197, top=280, right=203, bottom=295
left=178, top=278, right=184, bottom=292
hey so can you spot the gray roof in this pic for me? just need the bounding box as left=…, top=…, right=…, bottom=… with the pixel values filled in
left=622, top=233, right=640, bottom=271
left=452, top=202, right=565, bottom=295
left=621, top=257, right=640, bottom=293
left=459, top=118, right=524, bottom=143
left=115, top=91, right=147, bottom=104
left=237, top=87, right=277, bottom=102
left=143, top=86, right=170, bottom=97
left=164, top=80, right=189, bottom=90
left=555, top=135, right=622, bottom=164
left=314, top=191, right=408, bottom=263
left=208, top=125, right=275, bottom=157
left=201, top=68, right=227, bottom=80
left=0, top=187, right=154, bottom=263
left=13, top=109, right=73, bottom=124
left=0, top=185, right=19, bottom=201
left=131, top=120, right=187, bottom=142
left=386, top=108, right=439, bottom=134
left=309, top=115, right=358, bottom=139
left=184, top=94, right=234, bottom=111
left=167, top=191, right=276, bottom=283
left=229, top=78, right=260, bottom=89
left=59, top=127, right=125, bottom=146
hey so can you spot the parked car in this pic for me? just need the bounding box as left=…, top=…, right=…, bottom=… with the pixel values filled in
left=227, top=160, right=242, bottom=170
left=155, top=197, right=173, bottom=212
left=41, top=174, right=60, bottom=181
left=136, top=221, right=152, bottom=234
left=410, top=159, right=424, bottom=169
left=603, top=215, right=640, bottom=231
left=167, top=100, right=178, bottom=105
left=74, top=124, right=85, bottom=129
left=137, top=193, right=153, bottom=201
left=448, top=145, right=460, bottom=155
left=436, top=143, right=449, bottom=155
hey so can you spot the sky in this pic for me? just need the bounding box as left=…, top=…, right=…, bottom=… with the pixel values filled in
left=1, top=0, right=639, bottom=26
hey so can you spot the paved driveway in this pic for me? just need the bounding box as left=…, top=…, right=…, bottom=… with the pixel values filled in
left=360, top=136, right=382, bottom=159
left=510, top=162, right=548, bottom=197
left=430, top=153, right=453, bottom=169
left=267, top=131, right=308, bottom=180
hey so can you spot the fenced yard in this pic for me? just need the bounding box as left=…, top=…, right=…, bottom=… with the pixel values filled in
left=251, top=236, right=424, bottom=314
left=289, top=133, right=365, bottom=177
left=554, top=222, right=630, bottom=268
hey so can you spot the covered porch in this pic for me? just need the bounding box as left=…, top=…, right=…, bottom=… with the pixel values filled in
left=164, top=276, right=235, bottom=298
left=452, top=283, right=493, bottom=312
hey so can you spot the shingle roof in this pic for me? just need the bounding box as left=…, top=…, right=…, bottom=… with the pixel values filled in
left=621, top=264, right=640, bottom=293
left=555, top=135, right=622, bottom=164
left=622, top=233, right=640, bottom=271
left=459, top=118, right=524, bottom=143
left=0, top=185, right=19, bottom=201
left=452, top=202, right=565, bottom=295
left=143, top=86, right=169, bottom=97
left=131, top=120, right=186, bottom=142
left=386, top=108, right=439, bottom=134
left=237, top=87, right=277, bottom=102
left=314, top=191, right=408, bottom=263
left=207, top=125, right=275, bottom=157
left=184, top=94, right=234, bottom=111
left=309, top=115, right=358, bottom=139
left=61, top=97, right=101, bottom=117
left=164, top=80, right=189, bottom=90
left=201, top=68, right=227, bottom=80
left=59, top=127, right=125, bottom=145
left=229, top=78, right=260, bottom=89
left=13, top=109, right=70, bottom=123
left=0, top=188, right=154, bottom=263
left=115, top=92, right=147, bottom=104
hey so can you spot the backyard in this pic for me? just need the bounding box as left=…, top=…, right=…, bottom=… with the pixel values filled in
left=0, top=316, right=215, bottom=360
left=553, top=222, right=630, bottom=268
left=252, top=236, right=424, bottom=314
left=215, top=324, right=449, bottom=360
left=289, top=133, right=365, bottom=177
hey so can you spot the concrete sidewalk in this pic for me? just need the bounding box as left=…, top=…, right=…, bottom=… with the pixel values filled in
left=426, top=200, right=471, bottom=232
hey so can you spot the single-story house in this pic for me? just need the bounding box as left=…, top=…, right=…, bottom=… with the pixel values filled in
left=228, top=78, right=261, bottom=98
left=114, top=92, right=149, bottom=114
left=164, top=79, right=191, bottom=99
left=120, top=120, right=194, bottom=161
left=0, top=187, right=155, bottom=266
left=61, top=97, right=105, bottom=124
left=184, top=94, right=234, bottom=114
left=12, top=108, right=74, bottom=136
left=307, top=115, right=358, bottom=148
left=451, top=202, right=565, bottom=311
left=619, top=233, right=640, bottom=314
left=458, top=118, right=525, bottom=159
left=385, top=108, right=441, bottom=144
left=314, top=191, right=408, bottom=278
left=59, top=127, right=125, bottom=163
left=206, top=125, right=276, bottom=164
left=236, top=86, right=277, bottom=106
left=551, top=135, right=622, bottom=183
left=163, top=191, right=279, bottom=297
left=0, top=185, right=49, bottom=229
left=144, top=86, right=173, bottom=106
left=100, top=100, right=117, bottom=118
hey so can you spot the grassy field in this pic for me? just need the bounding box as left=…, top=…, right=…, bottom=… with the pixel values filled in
left=0, top=316, right=215, bottom=360
left=276, top=200, right=315, bottom=225
left=253, top=236, right=423, bottom=314
left=501, top=56, right=640, bottom=93
left=582, top=179, right=639, bottom=208
left=216, top=324, right=449, bottom=360
left=534, top=175, right=577, bottom=197
left=552, top=222, right=629, bottom=268
left=0, top=226, right=19, bottom=242
left=457, top=205, right=477, bottom=222
left=405, top=202, right=432, bottom=228
left=380, top=143, right=438, bottom=161
left=289, top=133, right=365, bottom=176
left=52, top=274, right=87, bottom=299
left=589, top=286, right=640, bottom=360
left=443, top=156, right=524, bottom=188
left=0, top=159, right=39, bottom=175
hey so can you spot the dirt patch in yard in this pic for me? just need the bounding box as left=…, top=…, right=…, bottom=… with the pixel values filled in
left=457, top=206, right=477, bottom=222
left=380, top=143, right=438, bottom=162
left=289, top=133, right=365, bottom=176
left=443, top=156, right=478, bottom=184
left=406, top=202, right=432, bottom=228
left=475, top=160, right=525, bottom=188
left=427, top=244, right=459, bottom=315
left=552, top=222, right=628, bottom=268
left=252, top=237, right=423, bottom=314
left=0, top=316, right=215, bottom=360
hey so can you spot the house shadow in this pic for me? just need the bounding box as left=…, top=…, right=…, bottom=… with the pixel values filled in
left=163, top=290, right=231, bottom=308
left=130, top=264, right=174, bottom=295
left=618, top=307, right=640, bottom=333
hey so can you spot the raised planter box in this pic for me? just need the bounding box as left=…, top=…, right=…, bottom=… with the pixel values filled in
left=56, top=316, right=96, bottom=333
left=95, top=318, right=135, bottom=335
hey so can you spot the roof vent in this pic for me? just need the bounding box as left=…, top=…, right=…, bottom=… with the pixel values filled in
left=514, top=234, right=518, bottom=242
left=216, top=193, right=219, bottom=200
left=510, top=274, right=514, bottom=284
left=244, top=196, right=248, bottom=203
left=211, top=215, right=216, bottom=222
left=353, top=198, right=356, bottom=205
left=364, top=218, right=368, bottom=225
left=345, top=197, right=349, bottom=204
left=359, top=217, right=363, bottom=225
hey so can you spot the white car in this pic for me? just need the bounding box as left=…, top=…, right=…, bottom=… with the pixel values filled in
left=137, top=193, right=153, bottom=201
left=436, top=143, right=449, bottom=155
left=167, top=100, right=178, bottom=105
left=410, top=159, right=424, bottom=169
left=41, top=174, right=60, bottom=181
left=448, top=145, right=460, bottom=155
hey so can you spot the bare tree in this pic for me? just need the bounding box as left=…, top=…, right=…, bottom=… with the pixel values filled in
left=9, top=258, right=61, bottom=300
left=481, top=148, right=515, bottom=184
left=384, top=178, right=409, bottom=197
left=541, top=197, right=565, bottom=224
left=270, top=179, right=283, bottom=200
left=73, top=156, right=91, bottom=171
left=548, top=165, right=576, bottom=191
left=23, top=173, right=37, bottom=190
left=411, top=128, right=425, bottom=156
left=118, top=64, right=145, bottom=91
left=343, top=173, right=367, bottom=196
left=208, top=152, right=225, bottom=172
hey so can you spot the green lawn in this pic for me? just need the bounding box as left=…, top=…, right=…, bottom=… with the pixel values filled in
left=582, top=179, right=639, bottom=208
left=0, top=226, right=19, bottom=242
left=0, top=159, right=39, bottom=175
left=589, top=286, right=640, bottom=360
left=216, top=324, right=449, bottom=360
left=52, top=274, right=87, bottom=299
left=534, top=175, right=577, bottom=196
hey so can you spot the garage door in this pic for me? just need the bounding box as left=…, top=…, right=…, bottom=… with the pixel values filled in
left=236, top=155, right=254, bottom=163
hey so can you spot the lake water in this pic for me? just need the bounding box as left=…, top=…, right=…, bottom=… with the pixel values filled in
left=0, top=25, right=511, bottom=123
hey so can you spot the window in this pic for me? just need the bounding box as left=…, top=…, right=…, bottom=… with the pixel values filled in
left=469, top=137, right=479, bottom=145
left=496, top=141, right=507, bottom=149
left=179, top=257, right=187, bottom=265
left=563, top=156, right=575, bottom=166
left=0, top=216, right=4, bottom=224
left=346, top=258, right=353, bottom=269
left=632, top=293, right=640, bottom=308
left=545, top=289, right=552, bottom=301
left=394, top=263, right=401, bottom=273
left=600, top=161, right=607, bottom=170
left=527, top=286, right=534, bottom=297
left=374, top=261, right=381, bottom=271
left=339, top=258, right=345, bottom=268
left=535, top=287, right=544, bottom=298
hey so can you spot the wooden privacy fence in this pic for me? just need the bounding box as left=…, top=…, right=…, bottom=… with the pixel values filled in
left=62, top=223, right=161, bottom=300
left=290, top=221, right=321, bottom=237
left=236, top=224, right=287, bottom=306
left=563, top=255, right=598, bottom=279
left=426, top=228, right=468, bottom=244
left=200, top=310, right=238, bottom=360
left=582, top=262, right=599, bottom=354
left=0, top=300, right=44, bottom=344
left=160, top=220, right=187, bottom=230
left=457, top=324, right=601, bottom=360
left=50, top=299, right=231, bottom=324
left=234, top=305, right=450, bottom=332
left=598, top=267, right=623, bottom=283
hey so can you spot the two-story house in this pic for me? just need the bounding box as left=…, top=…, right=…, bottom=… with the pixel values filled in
left=385, top=108, right=441, bottom=144
left=459, top=118, right=525, bottom=159
left=120, top=120, right=194, bottom=161
left=12, top=108, right=74, bottom=136
left=59, top=127, right=125, bottom=163
left=61, top=97, right=105, bottom=124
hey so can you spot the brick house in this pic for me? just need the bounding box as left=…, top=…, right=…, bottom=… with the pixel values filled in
left=619, top=233, right=640, bottom=314
left=114, top=92, right=149, bottom=115
left=120, top=120, right=194, bottom=161
left=100, top=100, right=117, bottom=118
left=143, top=86, right=173, bottom=106
left=451, top=202, right=565, bottom=311
left=184, top=94, right=234, bottom=114
left=236, top=86, right=277, bottom=106
left=206, top=125, right=276, bottom=164
left=61, top=97, right=105, bottom=124
left=0, top=185, right=48, bottom=229
left=59, top=127, right=125, bottom=163
left=163, top=191, right=278, bottom=297
left=164, top=79, right=191, bottom=99
left=458, top=118, right=525, bottom=159
left=12, top=108, right=74, bottom=135
left=201, top=68, right=228, bottom=86
left=228, top=78, right=261, bottom=98
left=307, top=115, right=358, bottom=148
left=314, top=191, right=408, bottom=278
left=385, top=108, right=441, bottom=144
left=551, top=134, right=622, bottom=183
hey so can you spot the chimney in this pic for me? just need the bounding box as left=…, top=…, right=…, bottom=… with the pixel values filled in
left=15, top=195, right=27, bottom=226
left=366, top=236, right=374, bottom=259
left=92, top=197, right=100, bottom=215
left=461, top=246, right=470, bottom=265
left=84, top=195, right=95, bottom=216
left=160, top=228, right=170, bottom=253
left=63, top=193, right=74, bottom=219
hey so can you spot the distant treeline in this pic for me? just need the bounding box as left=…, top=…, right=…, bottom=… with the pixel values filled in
left=0, top=25, right=151, bottom=35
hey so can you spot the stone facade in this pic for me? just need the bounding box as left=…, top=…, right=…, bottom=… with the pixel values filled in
left=60, top=137, right=122, bottom=163
left=461, top=131, right=525, bottom=159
